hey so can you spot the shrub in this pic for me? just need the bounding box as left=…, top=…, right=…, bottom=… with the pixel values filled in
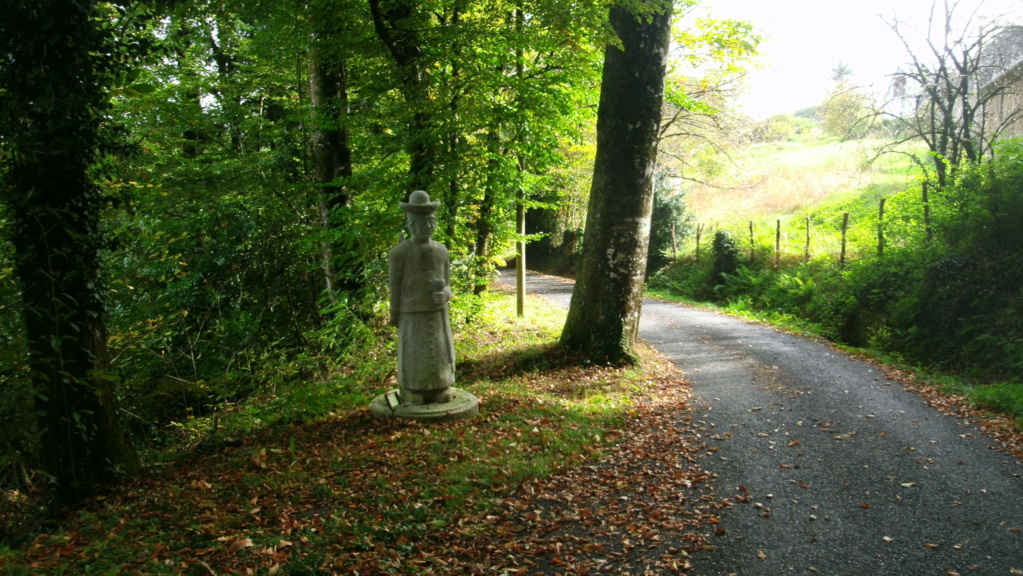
left=711, top=230, right=741, bottom=285
left=751, top=114, right=799, bottom=142
left=646, top=255, right=715, bottom=300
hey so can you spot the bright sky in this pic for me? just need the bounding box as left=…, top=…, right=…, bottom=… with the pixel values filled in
left=703, top=0, right=1023, bottom=120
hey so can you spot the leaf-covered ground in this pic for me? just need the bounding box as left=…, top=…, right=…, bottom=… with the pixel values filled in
left=1, top=293, right=724, bottom=575
left=453, top=365, right=724, bottom=576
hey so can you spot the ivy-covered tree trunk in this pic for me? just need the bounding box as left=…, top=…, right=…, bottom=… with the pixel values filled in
left=561, top=0, right=673, bottom=363
left=0, top=0, right=140, bottom=505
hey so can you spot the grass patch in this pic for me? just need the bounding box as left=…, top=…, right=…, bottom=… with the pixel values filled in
left=0, top=290, right=665, bottom=575
left=687, top=136, right=921, bottom=229
left=970, top=382, right=1023, bottom=428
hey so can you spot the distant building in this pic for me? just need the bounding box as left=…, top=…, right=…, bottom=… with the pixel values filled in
left=979, top=25, right=1023, bottom=139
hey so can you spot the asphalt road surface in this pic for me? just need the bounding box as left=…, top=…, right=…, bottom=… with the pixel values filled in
left=503, top=270, right=1023, bottom=576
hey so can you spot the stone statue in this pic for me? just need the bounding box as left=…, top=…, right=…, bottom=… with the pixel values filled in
left=371, top=190, right=477, bottom=421
left=388, top=190, right=455, bottom=404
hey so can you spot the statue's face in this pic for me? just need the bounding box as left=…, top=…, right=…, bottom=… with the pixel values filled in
left=409, top=215, right=436, bottom=241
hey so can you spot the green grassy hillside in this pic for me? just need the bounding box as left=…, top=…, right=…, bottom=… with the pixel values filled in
left=688, top=133, right=920, bottom=231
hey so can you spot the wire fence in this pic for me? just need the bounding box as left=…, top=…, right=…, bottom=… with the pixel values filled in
left=682, top=183, right=939, bottom=268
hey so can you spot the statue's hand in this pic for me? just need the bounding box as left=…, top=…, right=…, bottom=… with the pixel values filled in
left=432, top=287, right=449, bottom=305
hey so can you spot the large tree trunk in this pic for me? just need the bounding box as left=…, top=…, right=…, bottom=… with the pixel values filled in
left=560, top=0, right=673, bottom=363
left=0, top=0, right=139, bottom=506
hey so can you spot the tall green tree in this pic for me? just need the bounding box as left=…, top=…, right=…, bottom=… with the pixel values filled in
left=0, top=0, right=140, bottom=505
left=365, top=0, right=606, bottom=279
left=561, top=0, right=674, bottom=363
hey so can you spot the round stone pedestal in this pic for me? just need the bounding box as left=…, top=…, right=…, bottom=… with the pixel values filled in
left=370, top=387, right=479, bottom=422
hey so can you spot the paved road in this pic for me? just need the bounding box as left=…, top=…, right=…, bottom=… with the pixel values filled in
left=504, top=270, right=1023, bottom=576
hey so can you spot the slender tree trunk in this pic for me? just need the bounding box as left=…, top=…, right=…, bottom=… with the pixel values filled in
left=472, top=186, right=495, bottom=296
left=514, top=3, right=527, bottom=317
left=561, top=0, right=673, bottom=363
left=840, top=212, right=849, bottom=268
left=0, top=0, right=139, bottom=506
left=805, top=216, right=811, bottom=262
left=516, top=181, right=526, bottom=317
left=878, top=198, right=886, bottom=256
left=307, top=6, right=355, bottom=301
left=445, top=141, right=461, bottom=242
left=443, top=102, right=461, bottom=243
left=407, top=111, right=438, bottom=192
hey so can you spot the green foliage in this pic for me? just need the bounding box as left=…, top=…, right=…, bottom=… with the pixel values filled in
left=525, top=186, right=584, bottom=275
left=448, top=261, right=489, bottom=325
left=648, top=254, right=713, bottom=300
left=656, top=11, right=760, bottom=188
left=793, top=105, right=824, bottom=121
left=102, top=176, right=331, bottom=431
left=674, top=17, right=760, bottom=75
left=718, top=265, right=815, bottom=309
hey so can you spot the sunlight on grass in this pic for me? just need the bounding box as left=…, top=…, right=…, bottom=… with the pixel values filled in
left=689, top=137, right=922, bottom=227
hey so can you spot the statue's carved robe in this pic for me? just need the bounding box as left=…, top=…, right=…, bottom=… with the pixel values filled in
left=388, top=239, right=454, bottom=399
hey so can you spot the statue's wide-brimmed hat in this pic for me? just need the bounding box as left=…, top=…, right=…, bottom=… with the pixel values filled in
left=400, top=190, right=439, bottom=214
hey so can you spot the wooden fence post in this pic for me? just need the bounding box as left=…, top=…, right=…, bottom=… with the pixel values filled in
left=804, top=215, right=811, bottom=263
left=840, top=212, right=849, bottom=268
left=775, top=219, right=781, bottom=268
left=878, top=198, right=886, bottom=256
left=922, top=181, right=932, bottom=243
